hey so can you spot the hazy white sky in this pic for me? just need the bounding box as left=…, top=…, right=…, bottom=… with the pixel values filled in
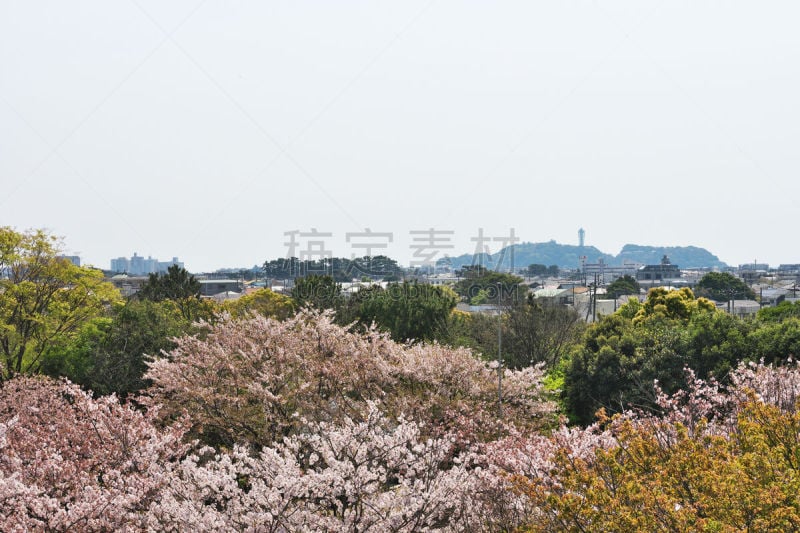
left=2, top=1, right=798, bottom=272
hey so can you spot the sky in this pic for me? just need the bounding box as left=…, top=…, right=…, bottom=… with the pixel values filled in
left=2, top=1, right=799, bottom=272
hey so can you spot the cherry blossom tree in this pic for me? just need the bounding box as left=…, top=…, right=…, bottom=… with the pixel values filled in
left=147, top=404, right=492, bottom=532
left=0, top=376, right=187, bottom=532
left=144, top=309, right=557, bottom=448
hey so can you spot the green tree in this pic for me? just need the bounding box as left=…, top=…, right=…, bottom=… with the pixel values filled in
left=695, top=271, right=756, bottom=302
left=42, top=299, right=189, bottom=396
left=136, top=265, right=211, bottom=321
left=0, top=227, right=120, bottom=381
left=525, top=264, right=549, bottom=277
left=439, top=310, right=502, bottom=360
left=750, top=318, right=800, bottom=365
left=564, top=288, right=723, bottom=425
left=504, top=295, right=584, bottom=369
left=351, top=281, right=458, bottom=342
left=469, top=289, right=489, bottom=305
left=524, top=264, right=560, bottom=278
left=223, top=288, right=296, bottom=320
left=454, top=271, right=526, bottom=305
left=758, top=300, right=800, bottom=323
left=291, top=275, right=342, bottom=310
left=605, top=274, right=641, bottom=297
left=682, top=310, right=754, bottom=379
left=138, top=265, right=200, bottom=301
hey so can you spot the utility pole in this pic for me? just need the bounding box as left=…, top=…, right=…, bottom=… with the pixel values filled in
left=497, top=282, right=503, bottom=418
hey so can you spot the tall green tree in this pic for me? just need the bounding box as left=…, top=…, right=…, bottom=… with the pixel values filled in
left=695, top=271, right=756, bottom=302
left=291, top=275, right=342, bottom=310
left=223, top=288, right=296, bottom=320
left=758, top=300, right=800, bottom=323
left=138, top=264, right=200, bottom=301
left=454, top=271, right=526, bottom=305
left=524, top=264, right=560, bottom=278
left=564, top=288, right=723, bottom=425
left=605, top=274, right=641, bottom=297
left=0, top=227, right=120, bottom=381
left=42, top=299, right=189, bottom=397
left=350, top=282, right=458, bottom=342
left=137, top=265, right=205, bottom=320
left=504, top=296, right=584, bottom=369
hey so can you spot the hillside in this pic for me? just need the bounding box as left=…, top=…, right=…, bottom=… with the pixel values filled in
left=440, top=240, right=727, bottom=270
left=614, top=244, right=726, bottom=269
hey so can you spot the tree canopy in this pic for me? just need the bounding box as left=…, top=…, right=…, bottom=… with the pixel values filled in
left=454, top=270, right=526, bottom=305
left=695, top=271, right=756, bottom=301
left=525, top=264, right=559, bottom=278
left=347, top=281, right=459, bottom=342
left=605, top=274, right=641, bottom=297
left=290, top=274, right=342, bottom=309
left=138, top=264, right=201, bottom=302
left=0, top=227, right=120, bottom=381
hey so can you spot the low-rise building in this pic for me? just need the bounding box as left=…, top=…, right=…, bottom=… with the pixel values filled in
left=199, top=279, right=242, bottom=297
left=106, top=274, right=149, bottom=297
left=716, top=299, right=761, bottom=318
left=636, top=255, right=681, bottom=282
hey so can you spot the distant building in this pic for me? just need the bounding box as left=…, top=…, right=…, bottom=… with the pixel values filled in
left=759, top=287, right=788, bottom=306
left=106, top=274, right=149, bottom=297
left=58, top=255, right=81, bottom=267
left=716, top=299, right=760, bottom=318
left=739, top=263, right=769, bottom=272
left=636, top=255, right=681, bottom=282
left=199, top=279, right=242, bottom=297
left=738, top=263, right=769, bottom=285
left=777, top=264, right=800, bottom=277
left=110, top=253, right=184, bottom=275
left=583, top=258, right=642, bottom=284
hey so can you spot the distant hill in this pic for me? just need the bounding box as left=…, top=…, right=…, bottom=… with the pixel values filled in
left=440, top=241, right=727, bottom=271
left=614, top=244, right=726, bottom=269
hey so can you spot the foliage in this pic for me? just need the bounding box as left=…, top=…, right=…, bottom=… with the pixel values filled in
left=137, top=264, right=200, bottom=301
left=525, top=264, right=559, bottom=278
left=41, top=299, right=191, bottom=397
left=8, top=313, right=800, bottom=530
left=681, top=309, right=754, bottom=379
left=517, top=363, right=800, bottom=532
left=0, top=227, right=120, bottom=381
left=503, top=296, right=584, bottom=369
left=564, top=288, right=724, bottom=425
left=454, top=271, right=526, bottom=305
left=263, top=255, right=404, bottom=282
left=145, top=309, right=557, bottom=449
left=291, top=274, right=342, bottom=310
left=347, top=281, right=458, bottom=342
left=470, top=288, right=490, bottom=305
left=750, top=317, right=800, bottom=365
left=136, top=265, right=205, bottom=321
left=439, top=310, right=502, bottom=359
left=695, top=271, right=756, bottom=302
left=758, top=300, right=800, bottom=323
left=632, top=287, right=716, bottom=324
left=222, top=287, right=296, bottom=320
left=605, top=274, right=641, bottom=297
